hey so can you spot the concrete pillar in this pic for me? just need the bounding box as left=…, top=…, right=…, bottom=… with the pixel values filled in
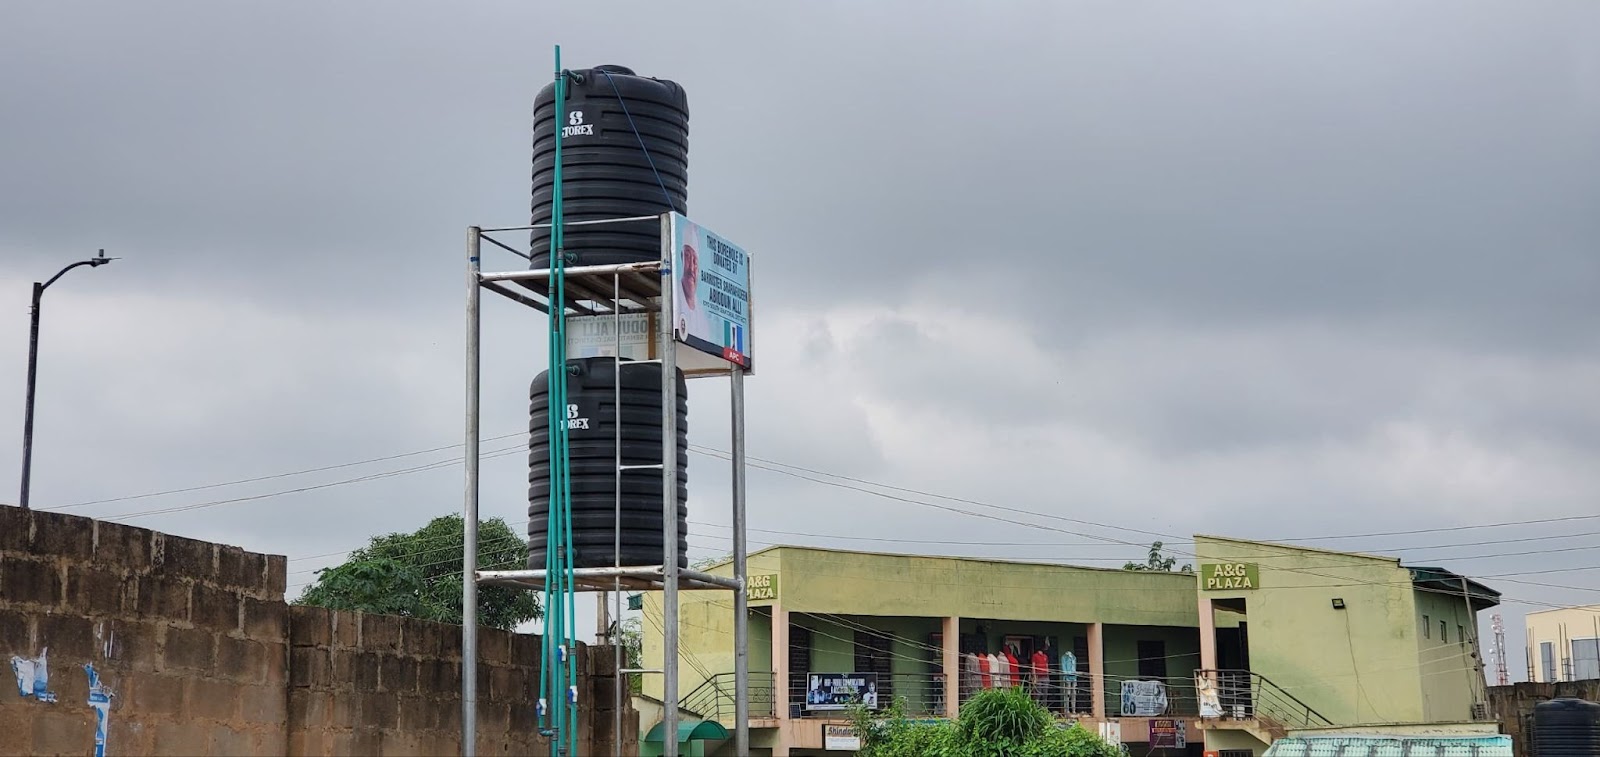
left=1088, top=622, right=1105, bottom=719
left=1198, top=595, right=1217, bottom=671
left=942, top=616, right=960, bottom=718
left=772, top=605, right=791, bottom=757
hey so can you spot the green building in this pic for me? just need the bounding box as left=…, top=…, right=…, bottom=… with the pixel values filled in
left=638, top=535, right=1499, bottom=756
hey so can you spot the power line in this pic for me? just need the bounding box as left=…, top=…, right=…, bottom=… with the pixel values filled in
left=102, top=445, right=525, bottom=522
left=45, top=432, right=527, bottom=511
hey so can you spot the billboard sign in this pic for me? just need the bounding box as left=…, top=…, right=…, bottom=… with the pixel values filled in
left=668, top=212, right=752, bottom=370
left=805, top=672, right=879, bottom=711
left=746, top=573, right=778, bottom=603
left=823, top=724, right=860, bottom=751
left=566, top=312, right=654, bottom=362
left=1200, top=562, right=1260, bottom=591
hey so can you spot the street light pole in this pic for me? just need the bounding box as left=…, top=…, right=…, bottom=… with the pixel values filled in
left=19, top=249, right=116, bottom=510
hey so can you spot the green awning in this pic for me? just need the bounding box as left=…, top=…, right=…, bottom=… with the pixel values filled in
left=643, top=720, right=730, bottom=743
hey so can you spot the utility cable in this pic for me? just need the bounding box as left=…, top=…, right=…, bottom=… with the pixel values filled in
left=689, top=448, right=1600, bottom=609
left=44, top=432, right=526, bottom=511
left=104, top=445, right=524, bottom=522
left=598, top=68, right=679, bottom=215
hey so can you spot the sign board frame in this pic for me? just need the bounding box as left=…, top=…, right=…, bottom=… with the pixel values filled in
left=1200, top=562, right=1260, bottom=591
left=564, top=311, right=734, bottom=378
left=1148, top=718, right=1186, bottom=749
left=666, top=212, right=753, bottom=372
left=746, top=573, right=777, bottom=604
left=805, top=672, right=880, bottom=711
left=823, top=724, right=860, bottom=751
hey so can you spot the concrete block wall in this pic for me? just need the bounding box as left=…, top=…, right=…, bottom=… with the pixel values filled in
left=1, top=507, right=633, bottom=756
left=1488, top=681, right=1600, bottom=757
left=0, top=505, right=290, bottom=755
left=284, top=605, right=547, bottom=756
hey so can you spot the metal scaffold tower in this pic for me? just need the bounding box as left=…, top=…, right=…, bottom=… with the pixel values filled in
left=460, top=45, right=753, bottom=757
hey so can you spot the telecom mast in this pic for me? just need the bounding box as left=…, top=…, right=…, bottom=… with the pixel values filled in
left=1491, top=613, right=1508, bottom=686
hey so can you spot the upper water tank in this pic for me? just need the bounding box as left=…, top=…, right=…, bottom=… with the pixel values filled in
left=530, top=65, right=689, bottom=269
left=1535, top=698, right=1600, bottom=757
left=527, top=357, right=688, bottom=570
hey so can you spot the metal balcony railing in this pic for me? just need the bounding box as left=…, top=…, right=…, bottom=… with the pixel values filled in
left=788, top=673, right=949, bottom=718
left=1112, top=675, right=1201, bottom=717
left=1194, top=669, right=1332, bottom=729
left=679, top=672, right=777, bottom=724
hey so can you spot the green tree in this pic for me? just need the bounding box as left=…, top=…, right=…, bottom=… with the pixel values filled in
left=1123, top=541, right=1193, bottom=574
left=617, top=616, right=643, bottom=694
left=296, top=514, right=541, bottom=630
left=847, top=687, right=1122, bottom=757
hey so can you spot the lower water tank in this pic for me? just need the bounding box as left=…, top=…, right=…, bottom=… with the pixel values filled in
left=527, top=357, right=688, bottom=570
left=1534, top=698, right=1600, bottom=757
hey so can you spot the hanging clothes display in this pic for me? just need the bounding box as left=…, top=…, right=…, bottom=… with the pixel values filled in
left=992, top=652, right=1009, bottom=688
left=1061, top=650, right=1079, bottom=713
left=962, top=653, right=980, bottom=700
left=980, top=652, right=994, bottom=689
left=1030, top=647, right=1050, bottom=702
left=1002, top=647, right=1021, bottom=687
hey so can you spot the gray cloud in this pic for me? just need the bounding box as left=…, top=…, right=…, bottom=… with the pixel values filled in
left=2, top=0, right=1596, bottom=677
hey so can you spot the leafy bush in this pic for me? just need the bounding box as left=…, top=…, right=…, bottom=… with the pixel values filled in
left=847, top=687, right=1122, bottom=757
left=957, top=686, right=1053, bottom=750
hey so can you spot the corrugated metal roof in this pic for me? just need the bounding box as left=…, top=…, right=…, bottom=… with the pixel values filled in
left=1264, top=735, right=1513, bottom=757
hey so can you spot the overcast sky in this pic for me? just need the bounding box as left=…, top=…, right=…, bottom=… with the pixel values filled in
left=2, top=2, right=1597, bottom=680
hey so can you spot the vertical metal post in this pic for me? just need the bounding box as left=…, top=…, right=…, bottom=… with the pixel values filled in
left=1459, top=577, right=1486, bottom=712
left=659, top=213, right=681, bottom=757
left=19, top=282, right=43, bottom=510
left=731, top=365, right=750, bottom=755
left=462, top=226, right=482, bottom=756
left=611, top=271, right=624, bottom=757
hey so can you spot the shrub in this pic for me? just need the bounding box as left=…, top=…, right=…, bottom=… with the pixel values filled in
left=846, top=687, right=1123, bottom=757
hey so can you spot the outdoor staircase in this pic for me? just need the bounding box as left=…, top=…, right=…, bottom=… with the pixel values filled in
left=1195, top=670, right=1331, bottom=744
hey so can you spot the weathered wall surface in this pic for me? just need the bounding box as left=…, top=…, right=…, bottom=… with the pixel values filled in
left=1, top=505, right=291, bottom=754
left=1, top=507, right=636, bottom=756
left=1488, top=681, right=1600, bottom=757
left=1195, top=535, right=1436, bottom=725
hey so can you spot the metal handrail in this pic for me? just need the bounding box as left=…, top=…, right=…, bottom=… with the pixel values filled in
left=791, top=673, right=949, bottom=718
left=679, top=672, right=777, bottom=723
left=1194, top=669, right=1332, bottom=728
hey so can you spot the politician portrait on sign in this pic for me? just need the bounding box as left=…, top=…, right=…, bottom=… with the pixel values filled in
left=674, top=218, right=713, bottom=342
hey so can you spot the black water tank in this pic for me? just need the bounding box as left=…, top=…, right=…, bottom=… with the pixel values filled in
left=530, top=65, right=689, bottom=269
left=527, top=357, right=688, bottom=569
left=1534, top=698, right=1600, bottom=757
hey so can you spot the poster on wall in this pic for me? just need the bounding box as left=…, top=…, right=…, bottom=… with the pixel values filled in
left=1119, top=680, right=1168, bottom=716
left=1148, top=718, right=1186, bottom=749
left=805, top=673, right=879, bottom=711
left=668, top=212, right=753, bottom=371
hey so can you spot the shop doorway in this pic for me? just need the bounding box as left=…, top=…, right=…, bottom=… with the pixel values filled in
left=1210, top=598, right=1251, bottom=716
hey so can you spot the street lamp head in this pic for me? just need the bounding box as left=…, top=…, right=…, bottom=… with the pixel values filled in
left=88, top=249, right=118, bottom=267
